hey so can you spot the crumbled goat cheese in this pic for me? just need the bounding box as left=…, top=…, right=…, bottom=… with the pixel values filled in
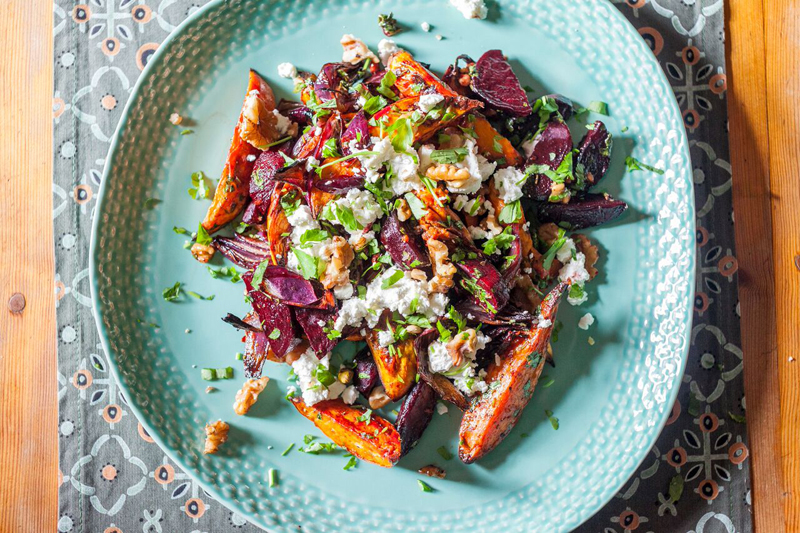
left=378, top=38, right=399, bottom=65
left=436, top=402, right=448, bottom=415
left=449, top=0, right=488, bottom=19
left=428, top=340, right=453, bottom=373
left=453, top=194, right=470, bottom=211
left=536, top=315, right=553, bottom=329
left=326, top=189, right=384, bottom=246
left=555, top=237, right=576, bottom=263
left=341, top=385, right=358, bottom=405
left=418, top=93, right=444, bottom=113
left=353, top=137, right=394, bottom=183
left=421, top=21, right=431, bottom=32
left=558, top=252, right=591, bottom=286
left=578, top=313, right=595, bottom=330
left=567, top=283, right=588, bottom=306
left=388, top=149, right=424, bottom=195
left=428, top=332, right=490, bottom=395
left=305, top=156, right=320, bottom=172
left=377, top=329, right=395, bottom=347
left=277, top=62, right=298, bottom=79
left=291, top=349, right=331, bottom=406
left=493, top=166, right=526, bottom=203
left=334, top=268, right=448, bottom=330
left=272, top=109, right=293, bottom=136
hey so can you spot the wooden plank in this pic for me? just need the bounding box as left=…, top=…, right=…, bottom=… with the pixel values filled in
left=0, top=1, right=58, bottom=531
left=726, top=1, right=786, bottom=531
left=762, top=0, right=800, bottom=529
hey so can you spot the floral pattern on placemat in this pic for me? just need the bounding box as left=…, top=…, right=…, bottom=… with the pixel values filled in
left=53, top=1, right=749, bottom=531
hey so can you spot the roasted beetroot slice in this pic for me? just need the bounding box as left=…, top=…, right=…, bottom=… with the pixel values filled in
left=574, top=121, right=612, bottom=191
left=250, top=151, right=286, bottom=206
left=294, top=307, right=338, bottom=356
left=380, top=213, right=430, bottom=270
left=341, top=111, right=370, bottom=155
left=456, top=258, right=510, bottom=315
left=543, top=94, right=575, bottom=121
left=313, top=176, right=365, bottom=193
left=354, top=347, right=379, bottom=396
left=243, top=271, right=296, bottom=358
left=213, top=233, right=270, bottom=270
left=259, top=266, right=324, bottom=307
left=243, top=313, right=269, bottom=378
left=396, top=381, right=436, bottom=456
left=537, top=193, right=627, bottom=230
left=277, top=99, right=312, bottom=126
left=523, top=120, right=573, bottom=201
left=471, top=50, right=531, bottom=117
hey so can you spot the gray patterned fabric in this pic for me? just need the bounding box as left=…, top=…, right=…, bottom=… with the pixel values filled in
left=53, top=1, right=749, bottom=531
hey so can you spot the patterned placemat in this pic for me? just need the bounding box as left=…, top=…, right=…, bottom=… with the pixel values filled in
left=53, top=1, right=749, bottom=531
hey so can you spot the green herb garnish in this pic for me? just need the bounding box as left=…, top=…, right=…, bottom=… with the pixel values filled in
left=625, top=156, right=665, bottom=175
left=162, top=282, right=182, bottom=302
left=430, top=147, right=469, bottom=165
left=188, top=171, right=213, bottom=200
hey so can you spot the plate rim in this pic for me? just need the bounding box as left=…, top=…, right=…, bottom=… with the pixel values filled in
left=89, top=0, right=696, bottom=530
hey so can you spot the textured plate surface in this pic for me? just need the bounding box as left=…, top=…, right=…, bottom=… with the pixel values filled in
left=90, top=0, right=695, bottom=531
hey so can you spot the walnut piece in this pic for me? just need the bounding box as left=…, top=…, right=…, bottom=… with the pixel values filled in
left=396, top=198, right=412, bottom=222
left=445, top=329, right=478, bottom=368
left=233, top=376, right=270, bottom=416
left=574, top=234, right=600, bottom=280
left=426, top=164, right=471, bottom=190
left=537, top=223, right=561, bottom=246
left=426, top=239, right=457, bottom=293
left=419, top=465, right=447, bottom=479
left=320, top=236, right=354, bottom=291
left=239, top=90, right=279, bottom=149
left=191, top=243, right=215, bottom=263
left=340, top=34, right=379, bottom=65
left=368, top=385, right=391, bottom=409
left=203, top=420, right=230, bottom=455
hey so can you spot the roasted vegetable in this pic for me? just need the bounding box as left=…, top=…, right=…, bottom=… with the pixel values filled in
left=380, top=213, right=430, bottom=270
left=370, top=95, right=481, bottom=144
left=574, top=121, right=612, bottom=191
left=415, top=329, right=469, bottom=410
left=291, top=398, right=402, bottom=467
left=353, top=347, right=380, bottom=396
left=456, top=258, right=510, bottom=316
left=365, top=320, right=417, bottom=400
left=536, top=192, right=627, bottom=229
left=523, top=119, right=573, bottom=201
left=294, top=307, right=339, bottom=356
left=243, top=271, right=296, bottom=359
left=212, top=233, right=270, bottom=270
left=396, top=381, right=437, bottom=456
left=459, top=283, right=566, bottom=463
left=472, top=116, right=523, bottom=166
left=265, top=183, right=292, bottom=265
left=470, top=50, right=531, bottom=117
left=388, top=51, right=458, bottom=98
left=202, top=71, right=275, bottom=232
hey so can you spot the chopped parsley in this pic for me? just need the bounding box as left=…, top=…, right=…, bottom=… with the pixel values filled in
left=404, top=192, right=428, bottom=219
left=293, top=249, right=320, bottom=280
left=625, top=156, right=665, bottom=175
left=498, top=200, right=522, bottom=224
left=417, top=479, right=434, bottom=492
left=541, top=228, right=567, bottom=271
left=343, top=455, right=358, bottom=471
left=143, top=197, right=161, bottom=209
left=482, top=226, right=515, bottom=255
left=268, top=328, right=281, bottom=340
left=437, top=446, right=453, bottom=460
left=162, top=282, right=182, bottom=302
left=195, top=223, right=212, bottom=246
left=430, top=147, right=468, bottom=164
left=382, top=269, right=405, bottom=289
left=378, top=12, right=401, bottom=36
left=188, top=171, right=213, bottom=200
left=545, top=409, right=559, bottom=430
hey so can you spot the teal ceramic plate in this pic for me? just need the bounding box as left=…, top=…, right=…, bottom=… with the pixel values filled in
left=91, top=1, right=695, bottom=531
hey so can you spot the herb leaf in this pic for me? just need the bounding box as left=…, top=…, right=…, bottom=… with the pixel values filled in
left=625, top=156, right=665, bottom=175
left=188, top=171, right=213, bottom=200
left=162, top=282, right=182, bottom=302
left=430, top=147, right=468, bottom=165
left=293, top=248, right=320, bottom=280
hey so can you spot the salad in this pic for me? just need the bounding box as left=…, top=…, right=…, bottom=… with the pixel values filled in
left=188, top=34, right=628, bottom=469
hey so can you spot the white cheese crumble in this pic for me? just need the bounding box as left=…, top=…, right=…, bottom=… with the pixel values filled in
left=449, top=0, right=488, bottom=19
left=378, top=38, right=399, bottom=65
left=277, top=62, right=298, bottom=79
left=536, top=315, right=553, bottom=329
left=325, top=188, right=384, bottom=246
left=578, top=313, right=595, bottom=330
left=444, top=138, right=496, bottom=194
left=436, top=402, right=448, bottom=415
left=421, top=21, right=431, bottom=32
left=418, top=93, right=444, bottom=113
left=334, top=267, right=449, bottom=330
left=427, top=331, right=490, bottom=395
left=377, top=329, right=394, bottom=347
left=341, top=385, right=358, bottom=405
left=558, top=251, right=591, bottom=286
left=556, top=237, right=577, bottom=264
left=291, top=349, right=333, bottom=406
left=493, top=166, right=526, bottom=203
left=272, top=109, right=292, bottom=136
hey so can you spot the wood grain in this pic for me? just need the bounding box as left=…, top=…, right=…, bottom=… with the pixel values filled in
left=763, top=0, right=800, bottom=529
left=0, top=1, right=58, bottom=531
left=726, top=1, right=786, bottom=531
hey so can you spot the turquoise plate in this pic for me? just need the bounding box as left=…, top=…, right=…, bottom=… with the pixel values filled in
left=91, top=0, right=695, bottom=531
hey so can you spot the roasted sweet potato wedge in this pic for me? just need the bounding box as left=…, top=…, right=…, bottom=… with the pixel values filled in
left=472, top=116, right=523, bottom=167
left=291, top=398, right=402, bottom=467
left=266, top=183, right=291, bottom=265
left=370, top=95, right=481, bottom=144
left=202, top=71, right=275, bottom=232
left=388, top=50, right=458, bottom=98
left=366, top=325, right=417, bottom=401
left=458, top=282, right=567, bottom=463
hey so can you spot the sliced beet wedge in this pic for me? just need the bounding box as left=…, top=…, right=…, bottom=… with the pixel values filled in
left=340, top=111, right=370, bottom=155
left=536, top=193, right=627, bottom=230
left=250, top=150, right=287, bottom=207
left=396, top=381, right=437, bottom=456
left=523, top=119, right=573, bottom=201
left=574, top=121, right=612, bottom=191
left=243, top=271, right=296, bottom=358
left=471, top=50, right=531, bottom=117
left=380, top=213, right=430, bottom=270
left=456, top=258, right=510, bottom=316
left=294, top=307, right=339, bottom=356
left=353, top=347, right=380, bottom=397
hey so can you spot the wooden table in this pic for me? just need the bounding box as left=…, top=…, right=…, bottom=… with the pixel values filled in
left=0, top=0, right=796, bottom=530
